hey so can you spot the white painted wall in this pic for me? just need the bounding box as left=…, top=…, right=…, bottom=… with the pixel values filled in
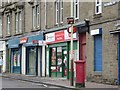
left=46, top=47, right=49, bottom=76
left=2, top=50, right=6, bottom=73
left=38, top=47, right=40, bottom=76
left=21, top=46, right=26, bottom=75
left=0, top=41, right=6, bottom=73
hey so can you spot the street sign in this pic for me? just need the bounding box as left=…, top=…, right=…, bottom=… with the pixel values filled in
left=67, top=17, right=74, bottom=24
left=67, top=26, right=77, bottom=33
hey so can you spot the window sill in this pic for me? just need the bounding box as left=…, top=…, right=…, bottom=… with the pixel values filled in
left=74, top=18, right=79, bottom=23
left=55, top=23, right=59, bottom=25
left=31, top=28, right=40, bottom=32
left=5, top=34, right=11, bottom=37
left=14, top=32, right=23, bottom=36
left=59, top=22, right=63, bottom=25
left=94, top=71, right=102, bottom=76
left=93, top=13, right=102, bottom=19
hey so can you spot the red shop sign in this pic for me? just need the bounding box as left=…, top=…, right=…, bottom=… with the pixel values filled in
left=55, top=31, right=64, bottom=42
left=20, top=37, right=28, bottom=44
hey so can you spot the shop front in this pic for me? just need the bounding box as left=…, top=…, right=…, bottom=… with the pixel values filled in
left=22, top=34, right=43, bottom=76
left=46, top=29, right=79, bottom=79
left=8, top=38, right=21, bottom=74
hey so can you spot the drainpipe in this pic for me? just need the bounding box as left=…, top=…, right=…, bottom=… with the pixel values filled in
left=118, top=33, right=120, bottom=85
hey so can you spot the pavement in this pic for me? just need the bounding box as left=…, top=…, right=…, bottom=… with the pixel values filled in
left=1, top=73, right=118, bottom=89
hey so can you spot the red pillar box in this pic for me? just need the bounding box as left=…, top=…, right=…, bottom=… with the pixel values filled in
left=74, top=60, right=86, bottom=88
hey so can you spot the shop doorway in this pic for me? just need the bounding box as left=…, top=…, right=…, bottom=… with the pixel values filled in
left=50, top=47, right=67, bottom=78
left=26, top=47, right=38, bottom=75
left=12, top=49, right=21, bottom=74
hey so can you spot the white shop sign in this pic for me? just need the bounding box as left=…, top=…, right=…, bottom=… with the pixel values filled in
left=45, top=30, right=77, bottom=44
left=91, top=28, right=102, bottom=36
left=0, top=41, right=5, bottom=51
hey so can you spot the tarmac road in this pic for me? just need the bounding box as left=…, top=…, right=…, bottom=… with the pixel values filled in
left=0, top=76, right=118, bottom=90
left=1, top=77, right=62, bottom=89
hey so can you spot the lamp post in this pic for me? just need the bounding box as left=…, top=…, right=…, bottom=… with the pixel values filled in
left=70, top=0, right=74, bottom=86
left=67, top=0, right=74, bottom=86
left=70, top=24, right=74, bottom=86
left=67, top=18, right=74, bottom=86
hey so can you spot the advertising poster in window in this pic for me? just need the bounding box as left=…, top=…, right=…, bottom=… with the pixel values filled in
left=14, top=54, right=17, bottom=66
left=51, top=48, right=56, bottom=65
left=17, top=54, right=20, bottom=66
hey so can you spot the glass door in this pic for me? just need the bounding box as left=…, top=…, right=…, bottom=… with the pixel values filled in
left=13, top=49, right=21, bottom=74
left=56, top=47, right=62, bottom=77
left=62, top=49, right=67, bottom=77
left=50, top=46, right=67, bottom=78
left=27, top=47, right=37, bottom=75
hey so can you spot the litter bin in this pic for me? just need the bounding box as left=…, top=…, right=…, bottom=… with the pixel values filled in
left=74, top=60, right=85, bottom=88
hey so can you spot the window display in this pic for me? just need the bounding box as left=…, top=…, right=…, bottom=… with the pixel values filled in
left=13, top=50, right=20, bottom=67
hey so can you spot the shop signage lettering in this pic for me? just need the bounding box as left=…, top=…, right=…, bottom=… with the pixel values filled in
left=32, top=40, right=39, bottom=44
left=45, top=30, right=77, bottom=44
left=55, top=31, right=64, bottom=42
left=20, top=37, right=28, bottom=44
left=39, top=40, right=46, bottom=46
left=90, top=28, right=102, bottom=36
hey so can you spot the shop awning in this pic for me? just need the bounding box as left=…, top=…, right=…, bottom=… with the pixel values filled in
left=8, top=38, right=20, bottom=48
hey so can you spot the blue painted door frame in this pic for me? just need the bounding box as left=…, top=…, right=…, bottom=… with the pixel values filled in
left=40, top=47, right=42, bottom=77
left=118, top=33, right=120, bottom=85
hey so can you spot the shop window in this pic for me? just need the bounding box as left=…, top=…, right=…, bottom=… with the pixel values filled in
left=51, top=48, right=56, bottom=66
left=13, top=50, right=20, bottom=67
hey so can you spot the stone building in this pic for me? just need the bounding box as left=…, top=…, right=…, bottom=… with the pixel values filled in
left=0, top=0, right=120, bottom=85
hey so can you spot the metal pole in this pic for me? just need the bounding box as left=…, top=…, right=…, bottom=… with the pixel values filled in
left=70, top=0, right=74, bottom=86
left=70, top=25, right=74, bottom=86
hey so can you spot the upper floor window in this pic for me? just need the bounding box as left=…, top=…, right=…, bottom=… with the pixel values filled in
left=60, top=0, right=63, bottom=23
left=95, top=0, right=102, bottom=14
left=45, top=0, right=47, bottom=28
left=55, top=0, right=59, bottom=25
left=7, top=0, right=10, bottom=3
left=15, top=11, right=22, bottom=34
left=0, top=0, right=2, bottom=7
left=0, top=16, right=2, bottom=36
left=32, top=5, right=40, bottom=30
left=6, top=15, right=10, bottom=35
left=55, top=0, right=63, bottom=25
left=74, top=0, right=79, bottom=20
